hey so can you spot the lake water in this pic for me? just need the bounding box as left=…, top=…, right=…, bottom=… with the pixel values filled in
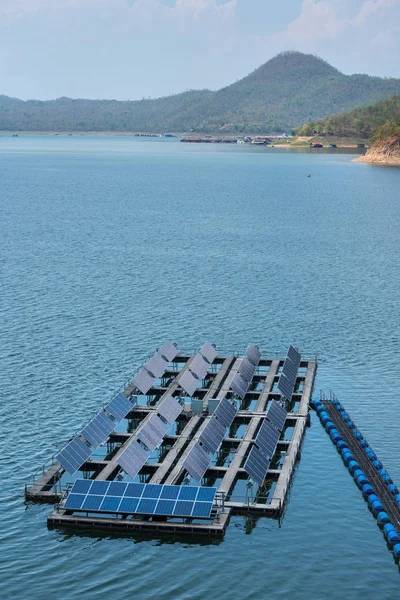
left=1, top=136, right=399, bottom=599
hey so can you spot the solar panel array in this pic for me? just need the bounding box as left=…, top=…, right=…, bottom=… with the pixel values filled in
left=63, top=480, right=217, bottom=519
left=117, top=439, right=150, bottom=478
left=244, top=446, right=270, bottom=487
left=183, top=442, right=211, bottom=482
left=277, top=345, right=301, bottom=400
left=230, top=344, right=261, bottom=399
left=56, top=342, right=177, bottom=475
left=57, top=391, right=137, bottom=474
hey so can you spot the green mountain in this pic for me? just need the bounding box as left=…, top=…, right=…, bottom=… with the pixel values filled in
left=2, top=52, right=400, bottom=133
left=296, top=95, right=400, bottom=139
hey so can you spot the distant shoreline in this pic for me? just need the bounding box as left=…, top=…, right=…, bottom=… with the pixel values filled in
left=0, top=130, right=367, bottom=150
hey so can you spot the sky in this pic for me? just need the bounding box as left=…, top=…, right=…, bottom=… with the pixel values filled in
left=0, top=0, right=400, bottom=100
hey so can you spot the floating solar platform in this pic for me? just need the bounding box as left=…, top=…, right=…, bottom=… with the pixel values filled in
left=27, top=342, right=317, bottom=537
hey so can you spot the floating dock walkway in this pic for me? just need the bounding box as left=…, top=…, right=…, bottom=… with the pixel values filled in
left=314, top=395, right=400, bottom=557
left=26, top=342, right=317, bottom=537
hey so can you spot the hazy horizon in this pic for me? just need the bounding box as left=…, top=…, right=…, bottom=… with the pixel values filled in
left=1, top=0, right=400, bottom=101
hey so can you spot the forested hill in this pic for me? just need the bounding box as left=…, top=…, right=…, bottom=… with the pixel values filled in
left=2, top=52, right=400, bottom=133
left=295, top=95, right=400, bottom=139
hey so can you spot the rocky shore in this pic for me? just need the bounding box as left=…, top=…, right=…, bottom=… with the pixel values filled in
left=356, top=135, right=400, bottom=166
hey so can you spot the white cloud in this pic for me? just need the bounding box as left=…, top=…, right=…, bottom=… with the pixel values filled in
left=355, top=0, right=400, bottom=25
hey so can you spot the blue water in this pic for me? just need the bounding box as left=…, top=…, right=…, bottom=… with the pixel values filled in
left=1, top=136, right=400, bottom=599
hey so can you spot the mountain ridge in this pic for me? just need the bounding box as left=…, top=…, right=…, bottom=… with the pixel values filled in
left=2, top=52, right=400, bottom=133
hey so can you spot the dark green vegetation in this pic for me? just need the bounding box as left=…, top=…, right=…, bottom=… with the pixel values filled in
left=296, top=95, right=400, bottom=139
left=2, top=52, right=400, bottom=133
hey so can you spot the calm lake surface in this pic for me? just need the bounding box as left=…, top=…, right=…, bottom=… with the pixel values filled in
left=1, top=136, right=399, bottom=599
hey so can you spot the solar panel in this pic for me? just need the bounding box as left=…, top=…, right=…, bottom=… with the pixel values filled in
left=56, top=437, right=92, bottom=474
left=189, top=354, right=209, bottom=380
left=238, top=357, right=256, bottom=383
left=81, top=411, right=115, bottom=448
left=255, top=419, right=280, bottom=458
left=245, top=344, right=261, bottom=366
left=287, top=345, right=301, bottom=364
left=145, top=352, right=168, bottom=378
left=147, top=413, right=168, bottom=440
left=282, top=359, right=298, bottom=380
left=63, top=480, right=216, bottom=519
left=157, top=394, right=182, bottom=423
left=179, top=370, right=199, bottom=396
left=105, top=392, right=133, bottom=421
left=214, top=398, right=237, bottom=428
left=137, top=422, right=162, bottom=451
left=244, top=446, right=270, bottom=487
left=199, top=417, right=226, bottom=454
left=117, top=439, right=150, bottom=478
left=200, top=343, right=218, bottom=364
left=158, top=341, right=178, bottom=362
left=133, top=368, right=155, bottom=395
left=183, top=442, right=211, bottom=481
left=231, top=372, right=249, bottom=399
left=277, top=373, right=294, bottom=400
left=266, top=400, right=287, bottom=432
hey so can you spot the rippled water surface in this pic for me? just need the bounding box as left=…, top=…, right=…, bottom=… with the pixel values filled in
left=1, top=136, right=400, bottom=599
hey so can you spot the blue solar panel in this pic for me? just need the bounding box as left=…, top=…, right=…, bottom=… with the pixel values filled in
left=125, top=482, right=145, bottom=497
left=63, top=481, right=217, bottom=519
left=178, top=486, right=198, bottom=501
left=137, top=498, right=157, bottom=513
left=144, top=484, right=162, bottom=498
left=192, top=502, right=213, bottom=518
left=244, top=446, right=270, bottom=487
left=199, top=417, right=226, bottom=454
left=154, top=500, right=175, bottom=515
left=101, top=496, right=121, bottom=512
left=214, top=398, right=237, bottom=428
left=175, top=501, right=194, bottom=516
left=81, top=411, right=115, bottom=448
left=160, top=485, right=180, bottom=500
left=106, top=482, right=127, bottom=497
left=196, top=487, right=216, bottom=502
left=57, top=436, right=92, bottom=474
left=106, top=393, right=133, bottom=421
left=64, top=493, right=86, bottom=509
left=72, top=479, right=92, bottom=495
left=90, top=481, right=110, bottom=495
left=119, top=497, right=139, bottom=513
left=82, top=495, right=103, bottom=511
